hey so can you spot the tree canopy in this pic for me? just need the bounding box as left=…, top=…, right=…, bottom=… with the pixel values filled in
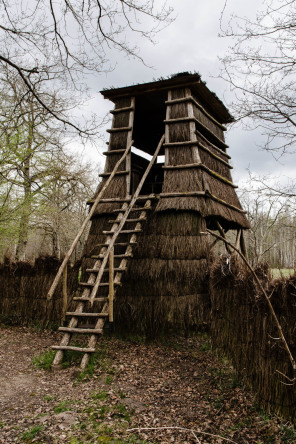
left=220, top=0, right=296, bottom=155
left=0, top=0, right=173, bottom=136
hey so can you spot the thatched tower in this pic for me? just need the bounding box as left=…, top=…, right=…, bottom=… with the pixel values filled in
left=83, top=72, right=250, bottom=334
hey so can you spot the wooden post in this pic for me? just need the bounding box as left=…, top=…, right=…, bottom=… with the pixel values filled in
left=240, top=230, right=248, bottom=259
left=214, top=220, right=231, bottom=254
left=235, top=229, right=242, bottom=250
left=62, top=265, right=68, bottom=322
left=109, top=247, right=114, bottom=323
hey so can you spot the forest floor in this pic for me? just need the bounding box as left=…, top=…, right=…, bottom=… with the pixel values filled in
left=0, top=325, right=295, bottom=444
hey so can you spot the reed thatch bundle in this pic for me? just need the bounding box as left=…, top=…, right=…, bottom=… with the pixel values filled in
left=113, top=211, right=211, bottom=335
left=0, top=256, right=80, bottom=326
left=210, top=255, right=296, bottom=423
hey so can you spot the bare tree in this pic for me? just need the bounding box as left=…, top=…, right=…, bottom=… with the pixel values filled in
left=0, top=0, right=173, bottom=135
left=0, top=65, right=98, bottom=260
left=239, top=177, right=296, bottom=267
left=220, top=0, right=296, bottom=155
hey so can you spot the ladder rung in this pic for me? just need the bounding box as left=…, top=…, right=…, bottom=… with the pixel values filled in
left=86, top=267, right=126, bottom=273
left=58, top=327, right=103, bottom=334
left=99, top=170, right=129, bottom=178
left=73, top=297, right=109, bottom=302
left=104, top=267, right=127, bottom=273
left=114, top=254, right=133, bottom=258
left=79, top=282, right=121, bottom=287
left=108, top=217, right=146, bottom=224
left=103, top=149, right=126, bottom=155
left=103, top=229, right=141, bottom=234
left=65, top=312, right=109, bottom=317
left=52, top=345, right=96, bottom=353
left=110, top=106, right=134, bottom=114
left=107, top=126, right=132, bottom=133
left=95, top=242, right=137, bottom=247
left=98, top=282, right=122, bottom=287
left=112, top=206, right=152, bottom=213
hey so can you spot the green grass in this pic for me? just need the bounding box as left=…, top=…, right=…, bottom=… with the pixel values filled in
left=271, top=268, right=295, bottom=279
left=21, top=425, right=43, bottom=441
left=31, top=350, right=55, bottom=370
left=53, top=400, right=73, bottom=414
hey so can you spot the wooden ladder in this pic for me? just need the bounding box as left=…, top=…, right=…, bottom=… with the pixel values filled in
left=51, top=135, right=165, bottom=370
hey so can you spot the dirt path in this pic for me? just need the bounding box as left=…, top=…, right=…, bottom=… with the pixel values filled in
left=0, top=326, right=295, bottom=443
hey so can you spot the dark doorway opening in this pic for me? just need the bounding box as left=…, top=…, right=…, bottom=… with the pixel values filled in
left=130, top=90, right=166, bottom=195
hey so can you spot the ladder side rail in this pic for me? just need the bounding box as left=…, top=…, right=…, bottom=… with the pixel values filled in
left=89, top=134, right=165, bottom=304
left=47, top=141, right=134, bottom=300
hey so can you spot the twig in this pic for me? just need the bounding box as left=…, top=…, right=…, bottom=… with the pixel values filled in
left=203, top=229, right=296, bottom=381
left=191, top=430, right=201, bottom=443
left=127, top=426, right=238, bottom=443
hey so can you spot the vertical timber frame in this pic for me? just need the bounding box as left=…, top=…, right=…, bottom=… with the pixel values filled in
left=105, top=96, right=135, bottom=198
left=185, top=87, right=201, bottom=164
left=125, top=97, right=135, bottom=197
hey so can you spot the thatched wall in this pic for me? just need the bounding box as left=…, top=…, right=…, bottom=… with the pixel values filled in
left=210, top=255, right=296, bottom=424
left=0, top=257, right=80, bottom=327
left=114, top=211, right=212, bottom=336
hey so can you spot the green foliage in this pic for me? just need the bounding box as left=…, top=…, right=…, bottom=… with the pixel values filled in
left=91, top=390, right=108, bottom=401
left=53, top=400, right=72, bottom=414
left=280, top=424, right=296, bottom=442
left=44, top=394, right=56, bottom=402
left=21, top=425, right=43, bottom=441
left=31, top=350, right=55, bottom=370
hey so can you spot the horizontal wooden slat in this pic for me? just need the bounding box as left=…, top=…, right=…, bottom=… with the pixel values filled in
left=195, top=129, right=231, bottom=158
left=65, top=312, right=109, bottom=317
left=107, top=126, right=132, bottom=133
left=103, top=149, right=126, bottom=155
left=160, top=191, right=206, bottom=198
left=112, top=206, right=152, bottom=213
left=79, top=282, right=121, bottom=287
left=205, top=191, right=247, bottom=214
left=108, top=217, right=146, bottom=224
left=99, top=170, right=129, bottom=178
left=52, top=345, right=96, bottom=353
left=73, top=297, right=109, bottom=302
left=163, top=163, right=237, bottom=188
left=103, top=229, right=141, bottom=234
left=110, top=106, right=134, bottom=114
left=94, top=242, right=137, bottom=247
left=87, top=195, right=157, bottom=205
left=58, top=327, right=103, bottom=334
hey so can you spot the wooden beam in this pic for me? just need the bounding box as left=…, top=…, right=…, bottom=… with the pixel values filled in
left=107, top=126, right=132, bottom=133
left=109, top=247, right=114, bottom=323
left=195, top=129, right=231, bottom=158
left=110, top=106, right=134, bottom=114
left=214, top=220, right=231, bottom=254
left=160, top=191, right=206, bottom=198
left=62, top=265, right=67, bottom=322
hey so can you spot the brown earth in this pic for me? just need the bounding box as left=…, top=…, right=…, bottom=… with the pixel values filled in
left=0, top=325, right=295, bottom=443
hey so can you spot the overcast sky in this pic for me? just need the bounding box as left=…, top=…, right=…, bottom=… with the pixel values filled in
left=81, top=0, right=295, bottom=188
